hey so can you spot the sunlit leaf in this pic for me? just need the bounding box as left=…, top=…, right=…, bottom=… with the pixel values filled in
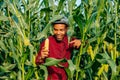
left=0, top=16, right=8, bottom=21
left=44, top=58, right=66, bottom=66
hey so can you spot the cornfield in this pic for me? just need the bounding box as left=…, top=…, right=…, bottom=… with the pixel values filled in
left=0, top=0, right=120, bottom=80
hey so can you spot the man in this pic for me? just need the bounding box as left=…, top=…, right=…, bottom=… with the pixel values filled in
left=35, top=17, right=81, bottom=80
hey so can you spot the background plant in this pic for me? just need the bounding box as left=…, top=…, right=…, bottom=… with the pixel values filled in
left=0, top=0, right=120, bottom=80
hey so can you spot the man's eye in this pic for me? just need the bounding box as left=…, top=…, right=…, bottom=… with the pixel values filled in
left=60, top=29, right=64, bottom=31
left=54, top=29, right=58, bottom=31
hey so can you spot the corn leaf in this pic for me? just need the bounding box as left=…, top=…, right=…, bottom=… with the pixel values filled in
left=44, top=58, right=66, bottom=66
left=65, top=60, right=75, bottom=79
left=97, top=53, right=116, bottom=73
left=39, top=65, right=48, bottom=80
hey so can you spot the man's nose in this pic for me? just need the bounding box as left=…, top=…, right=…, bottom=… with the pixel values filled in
left=56, top=31, right=60, bottom=34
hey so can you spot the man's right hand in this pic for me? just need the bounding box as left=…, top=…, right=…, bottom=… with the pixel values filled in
left=41, top=47, right=49, bottom=59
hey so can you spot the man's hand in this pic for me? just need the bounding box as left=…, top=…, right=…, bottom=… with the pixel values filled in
left=41, top=47, right=49, bottom=59
left=69, top=39, right=81, bottom=49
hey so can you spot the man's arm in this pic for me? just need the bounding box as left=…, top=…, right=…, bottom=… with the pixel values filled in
left=35, top=41, right=49, bottom=65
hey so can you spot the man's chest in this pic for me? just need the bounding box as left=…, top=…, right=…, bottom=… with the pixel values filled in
left=48, top=41, right=69, bottom=59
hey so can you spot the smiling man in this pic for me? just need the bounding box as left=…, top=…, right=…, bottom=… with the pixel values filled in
left=35, top=17, right=81, bottom=80
left=53, top=24, right=67, bottom=41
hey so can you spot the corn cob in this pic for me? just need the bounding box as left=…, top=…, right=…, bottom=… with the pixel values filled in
left=44, top=38, right=49, bottom=50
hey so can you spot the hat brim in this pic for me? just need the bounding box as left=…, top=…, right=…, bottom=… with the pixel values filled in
left=51, top=21, right=69, bottom=27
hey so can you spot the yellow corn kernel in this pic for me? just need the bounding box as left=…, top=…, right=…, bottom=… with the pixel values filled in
left=103, top=41, right=108, bottom=50
left=97, top=64, right=104, bottom=76
left=104, top=64, right=109, bottom=72
left=33, top=55, right=36, bottom=67
left=87, top=45, right=92, bottom=54
left=107, top=43, right=113, bottom=53
left=87, top=45, right=94, bottom=60
left=44, top=38, right=49, bottom=50
left=24, top=38, right=30, bottom=46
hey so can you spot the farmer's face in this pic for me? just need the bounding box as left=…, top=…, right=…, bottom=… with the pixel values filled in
left=53, top=24, right=67, bottom=41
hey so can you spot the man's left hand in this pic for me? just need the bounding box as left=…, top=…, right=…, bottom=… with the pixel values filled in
left=69, top=39, right=81, bottom=49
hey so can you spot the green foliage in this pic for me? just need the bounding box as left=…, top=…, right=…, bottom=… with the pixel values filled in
left=0, top=0, right=120, bottom=80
